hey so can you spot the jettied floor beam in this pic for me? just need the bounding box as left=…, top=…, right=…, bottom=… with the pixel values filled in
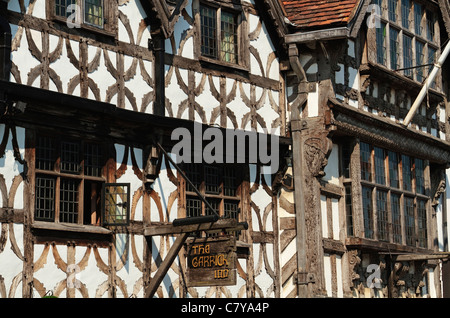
left=144, top=142, right=248, bottom=298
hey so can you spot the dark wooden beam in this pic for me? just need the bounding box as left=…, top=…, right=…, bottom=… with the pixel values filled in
left=144, top=218, right=247, bottom=236
left=145, top=231, right=190, bottom=298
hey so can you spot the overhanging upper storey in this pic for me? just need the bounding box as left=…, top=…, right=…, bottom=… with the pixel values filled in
left=282, top=0, right=371, bottom=42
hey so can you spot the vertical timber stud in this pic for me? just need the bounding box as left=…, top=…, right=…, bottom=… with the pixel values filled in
left=289, top=43, right=333, bottom=297
left=151, top=32, right=165, bottom=117
left=0, top=1, right=11, bottom=81
left=288, top=42, right=309, bottom=298
left=145, top=232, right=190, bottom=298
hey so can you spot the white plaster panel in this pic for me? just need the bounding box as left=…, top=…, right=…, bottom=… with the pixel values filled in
left=74, top=245, right=108, bottom=298
left=320, top=195, right=328, bottom=238
left=336, top=255, right=343, bottom=297
left=173, top=14, right=193, bottom=58
left=88, top=49, right=116, bottom=103
left=167, top=67, right=188, bottom=119
left=50, top=41, right=78, bottom=95
left=323, top=253, right=332, bottom=297
left=118, top=1, right=150, bottom=46
left=227, top=82, right=248, bottom=130
left=151, top=155, right=178, bottom=223
left=253, top=243, right=275, bottom=297
left=0, top=223, right=24, bottom=298
left=115, top=234, right=144, bottom=298
left=0, top=125, right=24, bottom=192
left=33, top=244, right=67, bottom=297
left=307, top=83, right=319, bottom=117
left=331, top=198, right=339, bottom=241
left=115, top=145, right=143, bottom=222
left=31, top=0, right=46, bottom=19
left=11, top=30, right=41, bottom=86
left=323, top=143, right=339, bottom=185
left=195, top=74, right=216, bottom=125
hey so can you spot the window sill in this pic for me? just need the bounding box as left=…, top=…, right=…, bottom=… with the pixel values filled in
left=198, top=55, right=249, bottom=74
left=345, top=236, right=432, bottom=255
left=50, top=17, right=116, bottom=40
left=32, top=220, right=112, bottom=236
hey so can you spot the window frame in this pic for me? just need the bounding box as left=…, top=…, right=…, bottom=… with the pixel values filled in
left=371, top=0, right=440, bottom=86
left=350, top=141, right=431, bottom=248
left=180, top=163, right=246, bottom=237
left=28, top=130, right=128, bottom=229
left=194, top=0, right=249, bottom=71
left=102, top=183, right=131, bottom=227
left=47, top=0, right=116, bottom=37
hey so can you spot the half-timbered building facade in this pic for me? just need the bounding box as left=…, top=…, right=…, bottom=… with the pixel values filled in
left=0, top=0, right=450, bottom=299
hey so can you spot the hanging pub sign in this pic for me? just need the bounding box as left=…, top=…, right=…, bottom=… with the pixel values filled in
left=185, top=236, right=237, bottom=287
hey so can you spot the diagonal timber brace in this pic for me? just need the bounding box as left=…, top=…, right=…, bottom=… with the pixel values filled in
left=144, top=219, right=248, bottom=298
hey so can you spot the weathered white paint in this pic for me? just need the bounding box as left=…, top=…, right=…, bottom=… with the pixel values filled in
left=323, top=253, right=332, bottom=297
left=0, top=224, right=24, bottom=297
left=336, top=255, right=343, bottom=298
left=323, top=144, right=339, bottom=185
left=320, top=195, right=328, bottom=238
left=331, top=198, right=339, bottom=241
left=307, top=83, right=319, bottom=117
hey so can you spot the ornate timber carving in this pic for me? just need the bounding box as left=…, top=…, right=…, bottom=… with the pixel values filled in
left=348, top=249, right=361, bottom=282
left=304, top=137, right=330, bottom=177
left=433, top=179, right=446, bottom=207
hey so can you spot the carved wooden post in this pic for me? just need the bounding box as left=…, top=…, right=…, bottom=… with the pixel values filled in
left=291, top=115, right=334, bottom=297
